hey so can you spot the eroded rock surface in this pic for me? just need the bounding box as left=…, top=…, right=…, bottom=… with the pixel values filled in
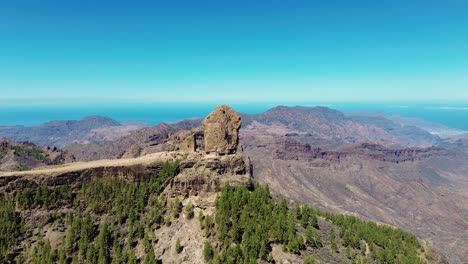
left=167, top=152, right=252, bottom=198
left=202, top=105, right=241, bottom=155
left=275, top=138, right=452, bottom=163
left=169, top=129, right=204, bottom=153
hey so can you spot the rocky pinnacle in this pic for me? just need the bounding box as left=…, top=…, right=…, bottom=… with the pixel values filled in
left=202, top=105, right=242, bottom=155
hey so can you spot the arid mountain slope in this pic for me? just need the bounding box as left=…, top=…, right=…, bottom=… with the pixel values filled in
left=242, top=106, right=441, bottom=147
left=440, top=137, right=468, bottom=155
left=241, top=125, right=468, bottom=264
left=0, top=139, right=75, bottom=172
left=0, top=116, right=147, bottom=148
left=349, top=112, right=467, bottom=139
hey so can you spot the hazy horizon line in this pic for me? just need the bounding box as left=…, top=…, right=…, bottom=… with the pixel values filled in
left=1, top=99, right=468, bottom=107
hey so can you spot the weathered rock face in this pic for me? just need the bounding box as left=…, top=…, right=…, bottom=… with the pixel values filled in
left=0, top=164, right=165, bottom=194
left=167, top=153, right=252, bottom=198
left=202, top=105, right=241, bottom=155
left=0, top=150, right=252, bottom=197
left=274, top=138, right=452, bottom=163
left=179, top=132, right=196, bottom=152
left=167, top=129, right=204, bottom=152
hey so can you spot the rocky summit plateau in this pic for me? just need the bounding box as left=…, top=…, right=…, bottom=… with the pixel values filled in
left=0, top=105, right=464, bottom=264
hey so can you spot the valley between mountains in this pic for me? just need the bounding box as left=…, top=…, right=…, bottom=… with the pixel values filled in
left=1, top=105, right=467, bottom=264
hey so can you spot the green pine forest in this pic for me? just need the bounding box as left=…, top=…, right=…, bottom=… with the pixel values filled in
left=0, top=161, right=433, bottom=263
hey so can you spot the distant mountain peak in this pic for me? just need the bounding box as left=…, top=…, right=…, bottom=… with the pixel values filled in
left=81, top=115, right=121, bottom=123
left=263, top=105, right=345, bottom=119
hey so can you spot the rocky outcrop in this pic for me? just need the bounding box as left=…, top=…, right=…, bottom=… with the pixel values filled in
left=275, top=138, right=452, bottom=163
left=169, top=129, right=204, bottom=152
left=169, top=105, right=242, bottom=155
left=168, top=153, right=252, bottom=198
left=202, top=105, right=241, bottom=155
left=0, top=163, right=163, bottom=194
left=275, top=138, right=325, bottom=161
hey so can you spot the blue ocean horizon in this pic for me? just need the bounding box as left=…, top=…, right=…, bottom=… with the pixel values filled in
left=0, top=102, right=467, bottom=131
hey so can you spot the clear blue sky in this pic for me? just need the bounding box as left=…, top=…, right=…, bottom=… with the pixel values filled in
left=1, top=0, right=467, bottom=104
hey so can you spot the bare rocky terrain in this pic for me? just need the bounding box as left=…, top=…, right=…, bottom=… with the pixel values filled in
left=239, top=106, right=468, bottom=263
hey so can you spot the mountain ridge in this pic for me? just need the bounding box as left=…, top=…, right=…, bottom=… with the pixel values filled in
left=0, top=116, right=130, bottom=148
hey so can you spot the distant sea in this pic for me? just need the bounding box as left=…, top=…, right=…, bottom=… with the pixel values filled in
left=0, top=102, right=467, bottom=131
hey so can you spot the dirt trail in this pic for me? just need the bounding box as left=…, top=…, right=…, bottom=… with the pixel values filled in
left=0, top=152, right=174, bottom=177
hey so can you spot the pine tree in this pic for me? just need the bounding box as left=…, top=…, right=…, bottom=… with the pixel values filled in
left=58, top=246, right=66, bottom=264
left=330, top=229, right=339, bottom=253
left=111, top=239, right=122, bottom=264
left=303, top=256, right=316, bottom=264
left=96, top=223, right=110, bottom=264
left=65, top=223, right=75, bottom=252
left=204, top=215, right=213, bottom=237
left=203, top=240, right=213, bottom=261
left=126, top=250, right=136, bottom=264
left=172, top=197, right=182, bottom=218
left=305, top=225, right=322, bottom=248
left=311, top=214, right=319, bottom=229
left=86, top=244, right=96, bottom=264
left=185, top=201, right=194, bottom=219
left=175, top=238, right=183, bottom=253
left=144, top=249, right=157, bottom=264
left=198, top=211, right=205, bottom=228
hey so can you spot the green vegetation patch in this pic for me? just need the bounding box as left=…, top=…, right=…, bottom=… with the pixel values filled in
left=322, top=212, right=425, bottom=264
left=0, top=195, right=26, bottom=263
left=0, top=148, right=6, bottom=158
left=10, top=161, right=179, bottom=264
left=213, top=184, right=306, bottom=263
left=11, top=145, right=51, bottom=163
left=209, top=184, right=427, bottom=264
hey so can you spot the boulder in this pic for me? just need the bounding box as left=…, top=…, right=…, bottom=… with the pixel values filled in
left=202, top=105, right=241, bottom=155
